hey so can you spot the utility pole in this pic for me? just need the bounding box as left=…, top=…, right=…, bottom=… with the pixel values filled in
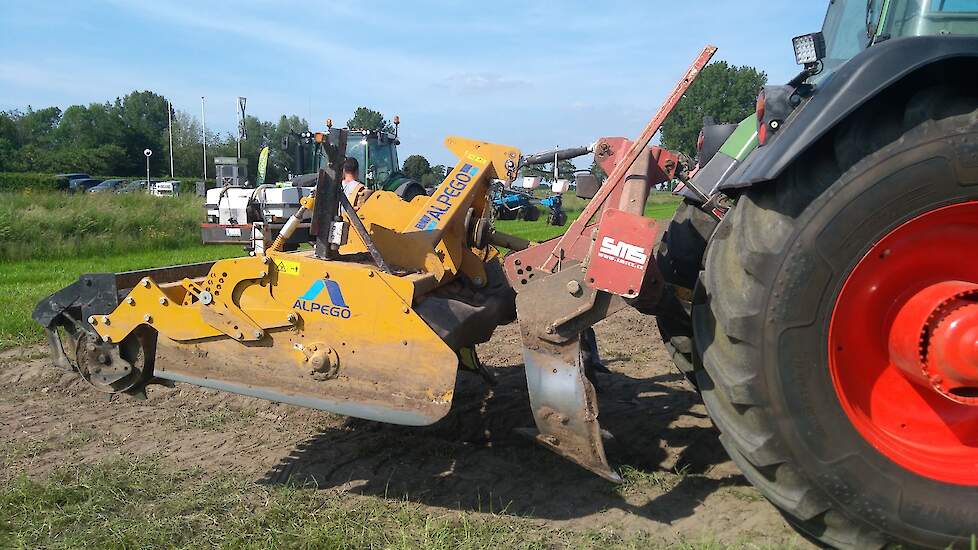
left=167, top=100, right=174, bottom=178
left=201, top=96, right=207, bottom=180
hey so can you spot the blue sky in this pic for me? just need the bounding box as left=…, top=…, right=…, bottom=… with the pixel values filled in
left=1, top=1, right=828, bottom=166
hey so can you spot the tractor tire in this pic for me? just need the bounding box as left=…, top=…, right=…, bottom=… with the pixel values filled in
left=651, top=199, right=718, bottom=378
left=695, top=87, right=978, bottom=548
left=548, top=210, right=567, bottom=227
left=522, top=205, right=540, bottom=222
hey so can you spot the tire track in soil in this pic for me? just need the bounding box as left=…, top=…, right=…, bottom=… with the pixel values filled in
left=0, top=309, right=810, bottom=547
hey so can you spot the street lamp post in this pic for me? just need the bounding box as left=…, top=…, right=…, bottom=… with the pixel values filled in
left=201, top=96, right=207, bottom=180
left=144, top=148, right=153, bottom=193
left=167, top=101, right=174, bottom=178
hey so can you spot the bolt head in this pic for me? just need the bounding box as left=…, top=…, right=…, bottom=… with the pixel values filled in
left=88, top=316, right=97, bottom=325
left=566, top=280, right=582, bottom=295
left=141, top=279, right=151, bottom=287
left=287, top=313, right=298, bottom=323
left=104, top=335, right=112, bottom=343
left=143, top=314, right=152, bottom=323
left=253, top=330, right=263, bottom=338
left=101, top=316, right=110, bottom=325
left=259, top=271, right=267, bottom=278
left=159, top=297, right=168, bottom=305
left=126, top=297, right=135, bottom=305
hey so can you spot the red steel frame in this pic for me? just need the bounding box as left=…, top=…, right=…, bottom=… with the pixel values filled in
left=504, top=45, right=717, bottom=284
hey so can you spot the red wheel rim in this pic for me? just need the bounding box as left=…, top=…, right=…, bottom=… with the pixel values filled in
left=829, top=202, right=978, bottom=485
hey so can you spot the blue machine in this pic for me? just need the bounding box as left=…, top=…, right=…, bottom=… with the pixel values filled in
left=491, top=187, right=566, bottom=226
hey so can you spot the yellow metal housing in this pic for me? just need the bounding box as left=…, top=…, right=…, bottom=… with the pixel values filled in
left=89, top=137, right=521, bottom=425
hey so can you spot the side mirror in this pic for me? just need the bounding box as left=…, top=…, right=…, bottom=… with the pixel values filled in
left=575, top=173, right=600, bottom=200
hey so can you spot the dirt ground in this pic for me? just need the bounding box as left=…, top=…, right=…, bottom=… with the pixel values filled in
left=0, top=309, right=811, bottom=548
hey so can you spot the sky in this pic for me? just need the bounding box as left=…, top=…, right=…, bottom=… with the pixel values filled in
left=0, top=1, right=829, bottom=167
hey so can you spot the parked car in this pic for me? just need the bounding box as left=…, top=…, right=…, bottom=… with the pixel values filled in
left=55, top=173, right=90, bottom=192
left=68, top=178, right=102, bottom=193
left=116, top=180, right=148, bottom=193
left=87, top=179, right=127, bottom=193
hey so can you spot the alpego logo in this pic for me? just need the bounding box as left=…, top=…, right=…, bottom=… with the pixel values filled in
left=293, top=279, right=352, bottom=319
left=414, top=162, right=480, bottom=231
left=598, top=237, right=649, bottom=270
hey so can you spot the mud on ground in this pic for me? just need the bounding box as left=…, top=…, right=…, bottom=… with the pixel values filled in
left=0, top=309, right=811, bottom=548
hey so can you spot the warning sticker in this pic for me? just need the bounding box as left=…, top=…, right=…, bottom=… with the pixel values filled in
left=275, top=259, right=301, bottom=276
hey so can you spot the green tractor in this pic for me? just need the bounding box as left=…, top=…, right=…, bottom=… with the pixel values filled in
left=654, top=1, right=978, bottom=547
left=290, top=118, right=426, bottom=200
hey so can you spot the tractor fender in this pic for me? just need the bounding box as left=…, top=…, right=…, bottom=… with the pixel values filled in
left=719, top=35, right=978, bottom=191
left=393, top=179, right=428, bottom=201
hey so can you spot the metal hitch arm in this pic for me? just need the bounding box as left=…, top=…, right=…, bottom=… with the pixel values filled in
left=511, top=45, right=717, bottom=483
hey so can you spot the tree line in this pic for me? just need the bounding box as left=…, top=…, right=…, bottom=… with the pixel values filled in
left=0, top=90, right=312, bottom=182
left=0, top=61, right=764, bottom=187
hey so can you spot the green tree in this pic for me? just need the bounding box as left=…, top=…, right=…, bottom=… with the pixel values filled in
left=115, top=90, right=170, bottom=174
left=7, top=106, right=62, bottom=151
left=557, top=160, right=577, bottom=181
left=347, top=107, right=393, bottom=133
left=589, top=159, right=608, bottom=183
left=402, top=154, right=431, bottom=181
left=269, top=115, right=309, bottom=180
left=420, top=164, right=446, bottom=188
left=660, top=61, right=767, bottom=159
left=55, top=103, right=124, bottom=151
left=168, top=110, right=206, bottom=179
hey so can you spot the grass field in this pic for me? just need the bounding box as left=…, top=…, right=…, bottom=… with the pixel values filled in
left=0, top=458, right=710, bottom=550
left=0, top=191, right=205, bottom=261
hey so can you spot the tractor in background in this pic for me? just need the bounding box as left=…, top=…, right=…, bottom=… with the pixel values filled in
left=202, top=117, right=426, bottom=250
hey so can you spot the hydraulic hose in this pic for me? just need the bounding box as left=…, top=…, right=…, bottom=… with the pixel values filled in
left=522, top=143, right=595, bottom=166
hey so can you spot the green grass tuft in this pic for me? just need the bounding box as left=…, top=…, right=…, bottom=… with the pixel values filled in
left=0, top=191, right=207, bottom=262
left=0, top=459, right=682, bottom=549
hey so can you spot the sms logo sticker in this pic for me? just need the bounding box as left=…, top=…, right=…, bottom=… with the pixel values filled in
left=293, top=279, right=352, bottom=319
left=414, top=162, right=480, bottom=231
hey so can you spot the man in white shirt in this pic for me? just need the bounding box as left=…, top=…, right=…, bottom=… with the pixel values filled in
left=341, top=157, right=363, bottom=199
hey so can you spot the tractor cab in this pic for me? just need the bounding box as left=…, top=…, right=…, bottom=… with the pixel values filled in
left=818, top=0, right=978, bottom=81
left=292, top=125, right=424, bottom=200
left=342, top=129, right=400, bottom=190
